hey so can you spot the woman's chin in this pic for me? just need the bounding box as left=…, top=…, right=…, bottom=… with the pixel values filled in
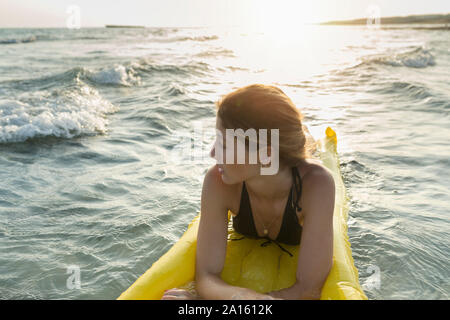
left=220, top=172, right=232, bottom=184
left=220, top=173, right=228, bottom=183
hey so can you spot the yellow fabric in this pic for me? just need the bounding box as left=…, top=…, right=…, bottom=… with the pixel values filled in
left=118, top=127, right=368, bottom=300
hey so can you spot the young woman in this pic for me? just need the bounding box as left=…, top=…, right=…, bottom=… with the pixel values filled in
left=162, top=84, right=335, bottom=300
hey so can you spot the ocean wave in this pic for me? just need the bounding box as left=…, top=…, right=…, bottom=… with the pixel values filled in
left=67, top=60, right=209, bottom=85
left=72, top=36, right=110, bottom=41
left=86, top=65, right=141, bottom=87
left=1, top=64, right=142, bottom=90
left=0, top=59, right=209, bottom=94
left=181, top=35, right=219, bottom=42
left=360, top=47, right=436, bottom=69
left=274, top=81, right=315, bottom=89
left=37, top=33, right=112, bottom=42
left=162, top=83, right=187, bottom=96
left=147, top=27, right=179, bottom=37
left=380, top=81, right=433, bottom=100
left=149, top=35, right=219, bottom=43
left=194, top=48, right=235, bottom=58
left=0, top=85, right=118, bottom=144
left=130, top=58, right=211, bottom=77
left=366, top=80, right=449, bottom=113
left=341, top=158, right=378, bottom=185
left=0, top=35, right=37, bottom=45
left=0, top=34, right=111, bottom=45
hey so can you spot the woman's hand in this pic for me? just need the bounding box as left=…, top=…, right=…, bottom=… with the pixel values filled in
left=161, top=288, right=201, bottom=300
left=266, top=291, right=284, bottom=300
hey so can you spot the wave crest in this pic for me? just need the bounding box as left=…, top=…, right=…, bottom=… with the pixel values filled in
left=363, top=47, right=436, bottom=68
left=0, top=85, right=118, bottom=144
left=86, top=65, right=141, bottom=86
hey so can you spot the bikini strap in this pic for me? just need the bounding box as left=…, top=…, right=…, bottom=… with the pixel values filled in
left=261, top=238, right=294, bottom=257
left=291, top=167, right=302, bottom=213
left=229, top=236, right=294, bottom=257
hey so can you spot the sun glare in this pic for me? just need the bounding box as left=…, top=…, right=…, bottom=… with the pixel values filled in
left=244, top=0, right=321, bottom=36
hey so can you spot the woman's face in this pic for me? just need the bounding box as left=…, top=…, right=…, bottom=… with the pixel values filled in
left=210, top=117, right=260, bottom=185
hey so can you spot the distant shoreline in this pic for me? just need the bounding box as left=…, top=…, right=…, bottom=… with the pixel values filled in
left=321, top=13, right=450, bottom=26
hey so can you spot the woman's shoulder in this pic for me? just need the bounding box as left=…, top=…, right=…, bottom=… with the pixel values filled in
left=297, top=158, right=332, bottom=181
left=299, top=159, right=335, bottom=219
left=296, top=159, right=335, bottom=219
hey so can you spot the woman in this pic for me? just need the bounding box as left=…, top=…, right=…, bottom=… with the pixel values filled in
left=162, top=84, right=335, bottom=300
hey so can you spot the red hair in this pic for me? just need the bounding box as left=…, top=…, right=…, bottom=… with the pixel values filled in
left=216, top=84, right=315, bottom=167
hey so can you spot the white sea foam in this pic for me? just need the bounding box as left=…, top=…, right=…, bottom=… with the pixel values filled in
left=0, top=85, right=118, bottom=143
left=371, top=47, right=436, bottom=68
left=86, top=65, right=140, bottom=86
left=388, top=48, right=435, bottom=68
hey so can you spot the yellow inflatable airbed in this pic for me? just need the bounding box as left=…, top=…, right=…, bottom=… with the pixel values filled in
left=118, top=127, right=368, bottom=300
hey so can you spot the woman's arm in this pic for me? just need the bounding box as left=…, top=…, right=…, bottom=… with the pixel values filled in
left=197, top=272, right=276, bottom=300
left=268, top=167, right=335, bottom=300
left=195, top=165, right=276, bottom=300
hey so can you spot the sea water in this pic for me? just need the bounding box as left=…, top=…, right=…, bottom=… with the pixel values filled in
left=0, top=25, right=448, bottom=299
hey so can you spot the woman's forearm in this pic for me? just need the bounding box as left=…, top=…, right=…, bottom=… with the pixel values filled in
left=196, top=273, right=275, bottom=300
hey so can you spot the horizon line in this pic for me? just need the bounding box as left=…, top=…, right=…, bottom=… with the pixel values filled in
left=1, top=12, right=449, bottom=29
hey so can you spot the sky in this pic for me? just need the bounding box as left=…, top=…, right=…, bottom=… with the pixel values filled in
left=0, top=0, right=449, bottom=28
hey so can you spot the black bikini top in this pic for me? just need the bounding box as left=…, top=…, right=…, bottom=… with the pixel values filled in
left=231, top=167, right=303, bottom=257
